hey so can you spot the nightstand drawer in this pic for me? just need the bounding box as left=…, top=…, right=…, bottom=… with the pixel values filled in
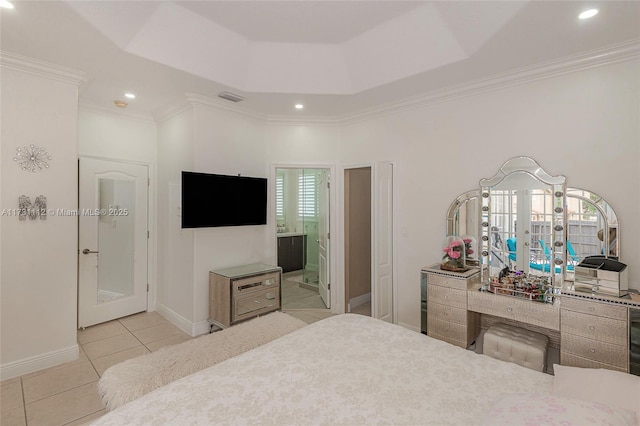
left=427, top=274, right=468, bottom=291
left=561, top=297, right=627, bottom=320
left=427, top=302, right=467, bottom=325
left=427, top=284, right=467, bottom=308
left=233, top=288, right=280, bottom=323
left=560, top=352, right=628, bottom=373
left=427, top=315, right=467, bottom=342
left=561, top=333, right=627, bottom=368
left=561, top=309, right=627, bottom=346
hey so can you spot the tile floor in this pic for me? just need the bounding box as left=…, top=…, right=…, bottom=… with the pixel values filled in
left=0, top=309, right=334, bottom=426
left=281, top=271, right=329, bottom=310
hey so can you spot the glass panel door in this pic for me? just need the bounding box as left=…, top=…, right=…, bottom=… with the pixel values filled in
left=96, top=178, right=135, bottom=303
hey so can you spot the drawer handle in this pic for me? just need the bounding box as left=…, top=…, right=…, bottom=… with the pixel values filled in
left=589, top=325, right=595, bottom=331
left=254, top=300, right=261, bottom=304
left=507, top=307, right=513, bottom=312
left=590, top=348, right=596, bottom=353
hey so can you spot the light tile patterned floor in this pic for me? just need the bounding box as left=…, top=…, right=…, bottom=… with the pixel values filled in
left=0, top=309, right=332, bottom=426
left=0, top=311, right=191, bottom=426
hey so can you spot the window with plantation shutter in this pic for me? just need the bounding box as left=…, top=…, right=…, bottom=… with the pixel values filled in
left=298, top=172, right=318, bottom=218
left=276, top=173, right=284, bottom=219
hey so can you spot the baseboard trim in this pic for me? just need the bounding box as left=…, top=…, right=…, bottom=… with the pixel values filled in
left=349, top=292, right=371, bottom=311
left=156, top=303, right=209, bottom=337
left=0, top=344, right=79, bottom=381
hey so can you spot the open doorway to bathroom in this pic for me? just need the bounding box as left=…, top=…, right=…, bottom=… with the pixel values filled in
left=276, top=167, right=331, bottom=311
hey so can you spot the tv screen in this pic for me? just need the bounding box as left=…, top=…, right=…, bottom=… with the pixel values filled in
left=181, top=171, right=267, bottom=228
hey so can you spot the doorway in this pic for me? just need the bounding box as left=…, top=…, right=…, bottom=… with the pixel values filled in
left=276, top=167, right=331, bottom=310
left=344, top=167, right=372, bottom=316
left=344, top=162, right=394, bottom=323
left=78, top=157, right=149, bottom=328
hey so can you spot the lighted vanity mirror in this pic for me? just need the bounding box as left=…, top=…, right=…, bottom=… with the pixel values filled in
left=446, top=157, right=621, bottom=288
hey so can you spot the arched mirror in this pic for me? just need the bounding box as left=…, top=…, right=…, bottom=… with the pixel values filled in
left=446, top=157, right=620, bottom=291
left=565, top=188, right=619, bottom=264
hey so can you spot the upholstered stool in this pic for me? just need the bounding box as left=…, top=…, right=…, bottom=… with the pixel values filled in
left=483, top=323, right=548, bottom=372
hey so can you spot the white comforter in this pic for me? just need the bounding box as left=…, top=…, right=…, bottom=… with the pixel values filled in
left=93, top=314, right=553, bottom=425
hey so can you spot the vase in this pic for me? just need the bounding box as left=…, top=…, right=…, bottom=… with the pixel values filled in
left=441, top=236, right=468, bottom=272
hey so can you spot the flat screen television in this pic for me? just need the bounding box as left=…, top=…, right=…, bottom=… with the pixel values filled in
left=181, top=171, right=267, bottom=228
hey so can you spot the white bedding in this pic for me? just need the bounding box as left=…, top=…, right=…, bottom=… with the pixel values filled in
left=92, top=314, right=553, bottom=425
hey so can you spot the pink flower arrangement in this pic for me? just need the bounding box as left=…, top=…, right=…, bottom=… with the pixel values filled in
left=442, top=238, right=466, bottom=270
left=463, top=238, right=474, bottom=258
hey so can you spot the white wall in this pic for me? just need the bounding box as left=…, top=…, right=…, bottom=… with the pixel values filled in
left=156, top=108, right=196, bottom=331
left=1, top=65, right=82, bottom=380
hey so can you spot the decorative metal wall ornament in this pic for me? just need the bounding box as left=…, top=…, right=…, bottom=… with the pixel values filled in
left=19, top=195, right=47, bottom=220
left=13, top=144, right=52, bottom=172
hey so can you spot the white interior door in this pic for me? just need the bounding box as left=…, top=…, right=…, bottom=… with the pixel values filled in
left=372, top=161, right=393, bottom=323
left=318, top=170, right=330, bottom=308
left=79, top=158, right=148, bottom=328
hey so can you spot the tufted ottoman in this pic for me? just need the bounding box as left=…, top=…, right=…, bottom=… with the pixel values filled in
left=483, top=323, right=548, bottom=372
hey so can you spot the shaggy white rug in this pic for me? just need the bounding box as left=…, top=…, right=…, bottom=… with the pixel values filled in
left=98, top=311, right=306, bottom=411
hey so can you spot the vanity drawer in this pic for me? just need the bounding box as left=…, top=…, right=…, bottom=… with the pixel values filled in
left=561, top=352, right=628, bottom=373
left=427, top=302, right=467, bottom=325
left=427, top=274, right=469, bottom=291
left=561, top=297, right=627, bottom=320
left=427, top=284, right=467, bottom=309
left=561, top=309, right=627, bottom=346
left=467, top=290, right=560, bottom=331
left=427, top=315, right=467, bottom=343
left=561, top=333, right=627, bottom=368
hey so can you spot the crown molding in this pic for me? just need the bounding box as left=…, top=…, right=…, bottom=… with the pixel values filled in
left=184, top=93, right=267, bottom=121
left=154, top=93, right=268, bottom=123
left=153, top=97, right=194, bottom=123
left=336, top=39, right=640, bottom=125
left=0, top=51, right=86, bottom=86
left=79, top=100, right=155, bottom=122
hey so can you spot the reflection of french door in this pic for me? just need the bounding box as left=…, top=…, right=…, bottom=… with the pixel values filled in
left=78, top=158, right=148, bottom=328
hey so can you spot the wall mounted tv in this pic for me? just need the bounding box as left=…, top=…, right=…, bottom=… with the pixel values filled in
left=181, top=171, right=267, bottom=228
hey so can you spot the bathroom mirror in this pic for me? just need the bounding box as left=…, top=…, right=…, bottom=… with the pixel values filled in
left=446, top=157, right=620, bottom=286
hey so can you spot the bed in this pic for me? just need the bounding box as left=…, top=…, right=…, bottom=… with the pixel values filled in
left=92, top=314, right=639, bottom=425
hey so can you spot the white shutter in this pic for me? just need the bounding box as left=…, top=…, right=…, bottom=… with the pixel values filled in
left=298, top=172, right=318, bottom=218
left=276, top=173, right=284, bottom=219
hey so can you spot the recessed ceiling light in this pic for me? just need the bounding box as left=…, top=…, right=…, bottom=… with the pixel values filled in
left=294, top=104, right=304, bottom=110
left=578, top=9, right=598, bottom=19
left=125, top=93, right=136, bottom=99
left=0, top=0, right=15, bottom=9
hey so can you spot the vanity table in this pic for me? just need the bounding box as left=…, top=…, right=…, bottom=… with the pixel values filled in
left=426, top=156, right=639, bottom=375
left=422, top=264, right=640, bottom=374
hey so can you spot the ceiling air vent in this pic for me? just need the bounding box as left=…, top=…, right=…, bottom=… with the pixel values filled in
left=218, top=91, right=244, bottom=103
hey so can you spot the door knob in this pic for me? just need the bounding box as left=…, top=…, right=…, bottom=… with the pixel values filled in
left=82, top=248, right=99, bottom=254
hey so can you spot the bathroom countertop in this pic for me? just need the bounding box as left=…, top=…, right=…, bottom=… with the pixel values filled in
left=276, top=232, right=306, bottom=238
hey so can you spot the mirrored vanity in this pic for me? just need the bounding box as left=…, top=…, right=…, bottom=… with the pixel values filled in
left=422, top=156, right=640, bottom=375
